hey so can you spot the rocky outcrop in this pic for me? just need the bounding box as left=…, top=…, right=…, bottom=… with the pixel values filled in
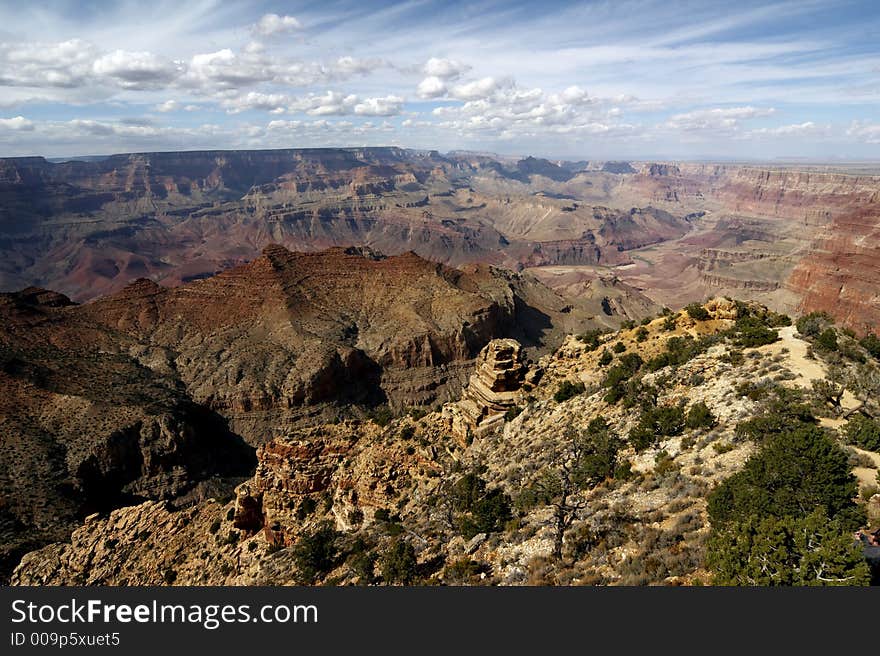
left=699, top=273, right=780, bottom=292
left=0, top=246, right=609, bottom=579
left=446, top=339, right=530, bottom=439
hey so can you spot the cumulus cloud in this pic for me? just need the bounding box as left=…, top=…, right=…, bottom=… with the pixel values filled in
left=354, top=95, right=403, bottom=116
left=416, top=76, right=446, bottom=99
left=423, top=57, right=469, bottom=80
left=252, top=14, right=302, bottom=37
left=92, top=50, right=178, bottom=88
left=450, top=77, right=507, bottom=101
left=429, top=77, right=638, bottom=141
left=286, top=92, right=404, bottom=117
left=665, top=106, right=775, bottom=131
left=0, top=115, right=34, bottom=131
left=0, top=39, right=96, bottom=88
left=291, top=91, right=359, bottom=116
left=222, top=91, right=289, bottom=114
left=155, top=100, right=183, bottom=112
left=185, top=49, right=273, bottom=88
left=332, top=56, right=378, bottom=77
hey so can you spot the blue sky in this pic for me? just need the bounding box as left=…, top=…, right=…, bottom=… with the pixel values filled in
left=0, top=0, right=878, bottom=159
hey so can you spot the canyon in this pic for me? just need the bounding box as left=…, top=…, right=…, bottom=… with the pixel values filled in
left=1, top=147, right=878, bottom=585
left=1, top=148, right=876, bottom=334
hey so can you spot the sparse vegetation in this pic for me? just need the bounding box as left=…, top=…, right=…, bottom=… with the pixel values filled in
left=576, top=329, right=605, bottom=352
left=796, top=311, right=833, bottom=337
left=685, top=303, right=710, bottom=321
left=685, top=402, right=716, bottom=430
left=554, top=380, right=585, bottom=403
left=629, top=404, right=686, bottom=451
left=292, top=523, right=340, bottom=584
left=380, top=540, right=418, bottom=584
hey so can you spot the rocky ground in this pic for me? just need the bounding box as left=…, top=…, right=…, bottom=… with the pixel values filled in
left=13, top=298, right=879, bottom=585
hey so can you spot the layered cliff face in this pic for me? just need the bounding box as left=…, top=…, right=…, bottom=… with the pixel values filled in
left=596, top=163, right=880, bottom=331
left=787, top=207, right=880, bottom=334
left=75, top=244, right=606, bottom=422
left=0, top=287, right=255, bottom=580
left=0, top=149, right=692, bottom=302
left=0, top=245, right=611, bottom=579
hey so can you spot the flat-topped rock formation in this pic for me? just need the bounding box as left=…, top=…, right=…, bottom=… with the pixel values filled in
left=447, top=338, right=532, bottom=439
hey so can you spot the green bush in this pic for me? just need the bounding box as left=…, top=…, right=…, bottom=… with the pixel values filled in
left=612, top=341, right=626, bottom=353
left=296, top=497, right=317, bottom=521
left=574, top=417, right=622, bottom=486
left=628, top=404, right=686, bottom=451
left=685, top=303, right=710, bottom=321
left=635, top=327, right=649, bottom=342
left=450, top=472, right=513, bottom=538
left=843, top=414, right=880, bottom=452
left=503, top=406, right=523, bottom=421
left=380, top=539, right=418, bottom=585
left=380, top=540, right=418, bottom=584
left=732, top=316, right=778, bottom=348
left=577, top=329, right=605, bottom=352
left=367, top=405, right=394, bottom=427
left=292, top=523, right=340, bottom=583
left=707, top=509, right=870, bottom=586
left=859, top=332, right=880, bottom=360
left=707, top=424, right=861, bottom=528
left=598, top=349, right=613, bottom=366
left=348, top=549, right=377, bottom=584
left=815, top=328, right=839, bottom=352
left=796, top=311, right=833, bottom=337
left=554, top=380, right=585, bottom=403
left=686, top=401, right=716, bottom=430
left=602, top=353, right=644, bottom=404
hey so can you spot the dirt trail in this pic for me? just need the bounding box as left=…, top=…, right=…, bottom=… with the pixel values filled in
left=761, top=325, right=860, bottom=409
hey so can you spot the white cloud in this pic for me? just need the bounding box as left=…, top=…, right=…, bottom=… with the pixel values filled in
left=291, top=91, right=359, bottom=116
left=354, top=95, right=403, bottom=116
left=749, top=121, right=823, bottom=137
left=222, top=91, right=289, bottom=114
left=155, top=100, right=180, bottom=112
left=92, top=50, right=178, bottom=88
left=664, top=106, right=776, bottom=131
left=847, top=121, right=880, bottom=144
left=286, top=92, right=403, bottom=117
left=185, top=49, right=272, bottom=88
left=417, top=76, right=446, bottom=99
left=0, top=39, right=95, bottom=88
left=252, top=14, right=302, bottom=37
left=450, top=77, right=506, bottom=101
left=332, top=56, right=378, bottom=77
left=0, top=115, right=34, bottom=131
left=423, top=57, right=469, bottom=80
